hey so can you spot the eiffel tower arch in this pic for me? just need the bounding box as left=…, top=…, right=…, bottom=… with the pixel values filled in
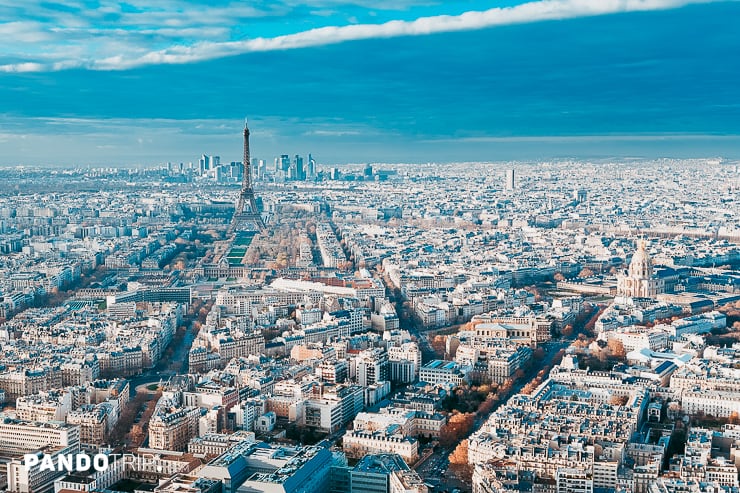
left=231, top=120, right=265, bottom=233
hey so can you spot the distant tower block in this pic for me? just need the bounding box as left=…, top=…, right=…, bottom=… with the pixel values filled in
left=307, top=154, right=316, bottom=180
left=505, top=169, right=516, bottom=190
left=231, top=120, right=265, bottom=233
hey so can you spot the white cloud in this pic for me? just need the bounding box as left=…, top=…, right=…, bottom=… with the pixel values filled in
left=0, top=0, right=722, bottom=72
left=305, top=129, right=363, bottom=137
left=0, top=21, right=54, bottom=42
left=0, top=62, right=47, bottom=73
left=422, top=133, right=740, bottom=144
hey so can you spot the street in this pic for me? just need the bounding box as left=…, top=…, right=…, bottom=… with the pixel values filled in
left=129, top=317, right=197, bottom=397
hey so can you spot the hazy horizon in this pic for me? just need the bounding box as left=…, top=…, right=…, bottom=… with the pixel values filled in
left=2, top=1, right=740, bottom=166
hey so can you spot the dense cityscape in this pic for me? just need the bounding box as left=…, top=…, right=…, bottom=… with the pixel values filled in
left=0, top=121, right=737, bottom=493
left=3, top=0, right=740, bottom=491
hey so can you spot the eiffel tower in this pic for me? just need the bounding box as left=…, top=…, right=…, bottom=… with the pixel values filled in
left=231, top=120, right=265, bottom=233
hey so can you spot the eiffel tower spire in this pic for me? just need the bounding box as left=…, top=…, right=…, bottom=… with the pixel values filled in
left=231, top=119, right=265, bottom=232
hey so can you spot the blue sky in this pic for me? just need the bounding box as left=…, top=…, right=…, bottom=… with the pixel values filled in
left=1, top=0, right=740, bottom=166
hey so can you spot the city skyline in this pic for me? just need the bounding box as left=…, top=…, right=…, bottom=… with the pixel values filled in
left=2, top=3, right=740, bottom=493
left=2, top=0, right=740, bottom=165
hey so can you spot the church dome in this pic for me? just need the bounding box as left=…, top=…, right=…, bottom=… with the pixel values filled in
left=628, top=239, right=653, bottom=279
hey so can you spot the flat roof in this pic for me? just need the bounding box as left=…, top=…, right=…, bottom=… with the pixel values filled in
left=355, top=453, right=409, bottom=474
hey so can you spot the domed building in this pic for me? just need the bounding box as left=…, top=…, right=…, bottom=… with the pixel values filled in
left=617, top=239, right=665, bottom=298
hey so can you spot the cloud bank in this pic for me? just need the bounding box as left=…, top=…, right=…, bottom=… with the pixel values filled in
left=0, top=0, right=718, bottom=72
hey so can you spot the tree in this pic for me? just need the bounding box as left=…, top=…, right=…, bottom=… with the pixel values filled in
left=129, top=424, right=145, bottom=445
left=533, top=347, right=546, bottom=360
left=561, top=324, right=574, bottom=338
left=554, top=272, right=566, bottom=282
left=578, top=268, right=594, bottom=278
left=607, top=339, right=627, bottom=359
left=430, top=335, right=447, bottom=357
left=275, top=252, right=289, bottom=269
left=110, top=391, right=148, bottom=445
left=608, top=394, right=629, bottom=406
left=448, top=439, right=474, bottom=483
left=521, top=382, right=536, bottom=395
left=439, top=413, right=475, bottom=448
left=526, top=286, right=543, bottom=302
left=573, top=338, right=590, bottom=349
left=478, top=395, right=496, bottom=415
left=449, top=439, right=469, bottom=465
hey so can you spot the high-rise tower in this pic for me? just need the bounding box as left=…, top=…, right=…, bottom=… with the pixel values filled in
left=231, top=120, right=265, bottom=232
left=505, top=169, right=515, bottom=190
left=307, top=154, right=316, bottom=180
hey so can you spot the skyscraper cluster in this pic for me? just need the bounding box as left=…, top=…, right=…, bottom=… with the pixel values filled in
left=273, top=153, right=316, bottom=181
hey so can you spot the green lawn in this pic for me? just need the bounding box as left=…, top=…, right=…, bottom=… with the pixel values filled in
left=233, top=233, right=256, bottom=246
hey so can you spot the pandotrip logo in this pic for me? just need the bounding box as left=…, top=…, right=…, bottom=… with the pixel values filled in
left=23, top=453, right=164, bottom=473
